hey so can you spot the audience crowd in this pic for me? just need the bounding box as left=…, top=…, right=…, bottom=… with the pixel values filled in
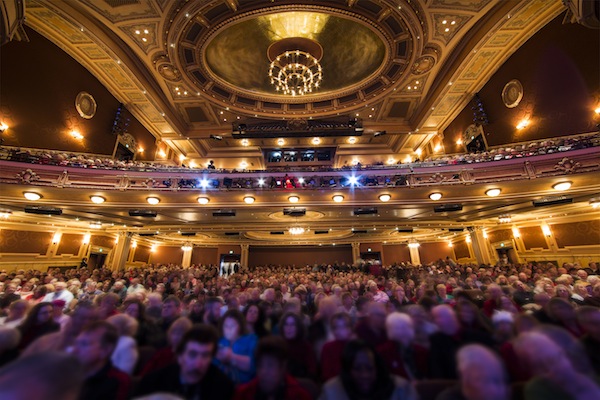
left=0, top=258, right=599, bottom=400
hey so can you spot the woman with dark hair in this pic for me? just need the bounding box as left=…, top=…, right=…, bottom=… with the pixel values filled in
left=243, top=301, right=268, bottom=337
left=17, top=302, right=60, bottom=350
left=122, top=298, right=164, bottom=347
left=455, top=299, right=493, bottom=336
left=214, top=308, right=258, bottom=384
left=319, top=340, right=417, bottom=400
left=278, top=311, right=317, bottom=379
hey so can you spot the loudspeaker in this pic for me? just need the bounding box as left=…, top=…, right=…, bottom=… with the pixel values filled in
left=213, top=210, right=236, bottom=217
left=284, top=208, right=306, bottom=217
left=433, top=204, right=463, bottom=213
left=129, top=210, right=157, bottom=217
left=353, top=207, right=378, bottom=215
left=532, top=196, right=573, bottom=207
left=24, top=206, right=62, bottom=215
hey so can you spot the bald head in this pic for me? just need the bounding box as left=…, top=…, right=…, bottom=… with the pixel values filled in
left=432, top=304, right=460, bottom=335
left=457, top=345, right=508, bottom=400
left=386, top=312, right=414, bottom=346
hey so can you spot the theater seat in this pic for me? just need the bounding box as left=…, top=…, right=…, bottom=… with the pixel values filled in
left=415, top=379, right=457, bottom=400
left=296, top=377, right=321, bottom=399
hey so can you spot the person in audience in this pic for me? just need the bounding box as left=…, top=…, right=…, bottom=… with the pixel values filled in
left=279, top=311, right=317, bottom=379
left=22, top=300, right=98, bottom=356
left=233, top=336, right=312, bottom=400
left=0, top=327, right=20, bottom=367
left=17, top=301, right=60, bottom=350
left=203, top=296, right=224, bottom=328
left=158, top=295, right=183, bottom=336
left=72, top=321, right=132, bottom=400
left=355, top=301, right=388, bottom=348
left=137, top=324, right=234, bottom=399
left=429, top=304, right=492, bottom=379
left=106, top=313, right=139, bottom=375
left=42, top=281, right=74, bottom=309
left=244, top=301, right=269, bottom=337
left=377, top=312, right=428, bottom=380
left=308, top=295, right=338, bottom=359
left=546, top=297, right=584, bottom=337
left=321, top=312, right=354, bottom=382
left=438, top=344, right=510, bottom=400
left=122, top=298, right=164, bottom=347
left=52, top=299, right=70, bottom=330
left=576, top=306, right=600, bottom=375
left=403, top=304, right=437, bottom=348
left=319, top=339, right=417, bottom=400
left=141, top=316, right=193, bottom=376
left=0, top=299, right=28, bottom=328
left=0, top=352, right=84, bottom=400
left=455, top=298, right=493, bottom=335
left=514, top=331, right=600, bottom=400
left=214, top=308, right=258, bottom=384
left=0, top=283, right=20, bottom=310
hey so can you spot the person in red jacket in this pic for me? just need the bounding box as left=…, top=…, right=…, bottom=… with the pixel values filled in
left=234, top=336, right=312, bottom=400
left=320, top=312, right=354, bottom=382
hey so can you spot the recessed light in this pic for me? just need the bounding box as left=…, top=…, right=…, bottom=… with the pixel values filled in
left=312, top=137, right=321, bottom=145
left=485, top=188, right=501, bottom=197
left=23, top=192, right=42, bottom=201
left=90, top=195, right=106, bottom=204
left=288, top=196, right=300, bottom=203
left=378, top=194, right=391, bottom=202
left=197, top=197, right=210, bottom=205
left=589, top=198, right=600, bottom=208
left=277, top=138, right=285, bottom=146
left=146, top=197, right=160, bottom=205
left=429, top=192, right=443, bottom=201
left=332, top=195, right=344, bottom=203
left=347, top=137, right=357, bottom=144
left=243, top=196, right=255, bottom=204
left=552, top=181, right=572, bottom=191
left=241, top=139, right=249, bottom=147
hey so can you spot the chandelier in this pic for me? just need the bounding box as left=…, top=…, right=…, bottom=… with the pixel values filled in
left=268, top=37, right=323, bottom=97
left=498, top=214, right=512, bottom=224
left=289, top=226, right=306, bottom=235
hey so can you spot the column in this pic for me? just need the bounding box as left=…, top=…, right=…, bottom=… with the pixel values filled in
left=110, top=232, right=132, bottom=271
left=182, top=246, right=193, bottom=268
left=470, top=229, right=492, bottom=265
left=47, top=232, right=62, bottom=256
left=351, top=242, right=360, bottom=264
left=240, top=244, right=249, bottom=268
left=409, top=245, right=421, bottom=266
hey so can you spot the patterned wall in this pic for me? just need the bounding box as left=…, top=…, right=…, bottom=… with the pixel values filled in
left=57, top=233, right=83, bottom=255
left=192, top=247, right=219, bottom=266
left=151, top=246, right=184, bottom=265
left=91, top=235, right=116, bottom=249
left=133, top=245, right=151, bottom=263
left=552, top=220, right=600, bottom=248
left=0, top=229, right=52, bottom=254
left=382, top=244, right=411, bottom=265
left=453, top=240, right=471, bottom=259
left=420, top=242, right=455, bottom=264
left=486, top=229, right=513, bottom=245
left=521, top=226, right=548, bottom=249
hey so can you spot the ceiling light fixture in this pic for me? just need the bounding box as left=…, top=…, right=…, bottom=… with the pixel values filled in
left=0, top=211, right=12, bottom=219
left=378, top=194, right=391, bottom=202
left=197, top=197, right=210, bottom=205
left=268, top=48, right=322, bottom=96
left=90, top=222, right=102, bottom=229
left=241, top=139, right=250, bottom=147
left=312, top=137, right=321, bottom=145
left=243, top=196, right=255, bottom=204
left=408, top=241, right=420, bottom=249
left=90, top=195, right=106, bottom=204
left=23, top=192, right=42, bottom=201
left=288, top=196, right=300, bottom=203
left=429, top=192, right=443, bottom=201
left=181, top=243, right=193, bottom=251
left=146, top=196, right=160, bottom=205
left=485, top=188, right=501, bottom=197
left=590, top=198, right=600, bottom=208
left=498, top=214, right=512, bottom=224
left=277, top=138, right=285, bottom=146
left=552, top=181, right=572, bottom=191
left=347, top=137, right=357, bottom=144
left=289, top=227, right=305, bottom=235
left=332, top=195, right=344, bottom=203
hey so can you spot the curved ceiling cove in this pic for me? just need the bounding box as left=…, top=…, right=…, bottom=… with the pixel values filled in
left=204, top=11, right=387, bottom=97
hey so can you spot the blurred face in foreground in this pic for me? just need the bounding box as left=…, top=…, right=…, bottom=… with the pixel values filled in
left=178, top=341, right=215, bottom=385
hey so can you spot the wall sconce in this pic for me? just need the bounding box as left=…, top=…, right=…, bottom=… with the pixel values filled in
left=83, top=233, right=91, bottom=244
left=0, top=122, right=8, bottom=132
left=482, top=230, right=488, bottom=239
left=541, top=224, right=552, bottom=237
left=465, top=235, right=471, bottom=243
left=448, top=241, right=453, bottom=248
left=408, top=241, right=420, bottom=249
left=433, top=144, right=442, bottom=152
left=456, top=138, right=463, bottom=145
left=512, top=227, right=521, bottom=238
left=52, top=232, right=62, bottom=244
left=158, top=150, right=167, bottom=158
left=131, top=240, right=137, bottom=248
left=516, top=118, right=530, bottom=130
left=137, top=147, right=144, bottom=153
left=150, top=244, right=157, bottom=252
left=71, top=130, right=84, bottom=140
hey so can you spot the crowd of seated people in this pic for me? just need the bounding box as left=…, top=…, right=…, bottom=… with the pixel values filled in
left=0, top=258, right=599, bottom=400
left=1, top=131, right=597, bottom=175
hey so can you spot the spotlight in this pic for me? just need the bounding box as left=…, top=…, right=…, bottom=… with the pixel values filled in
left=90, top=195, right=106, bottom=204
left=429, top=192, right=442, bottom=201
left=552, top=181, right=572, bottom=191
left=378, top=194, right=391, bottom=202
left=348, top=176, right=359, bottom=186
left=146, top=196, right=160, bottom=205
left=485, top=188, right=501, bottom=197
left=199, top=179, right=210, bottom=188
left=243, top=196, right=255, bottom=204
left=258, top=178, right=265, bottom=187
left=332, top=195, right=344, bottom=203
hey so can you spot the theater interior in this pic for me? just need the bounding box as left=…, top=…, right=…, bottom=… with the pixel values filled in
left=0, top=0, right=599, bottom=272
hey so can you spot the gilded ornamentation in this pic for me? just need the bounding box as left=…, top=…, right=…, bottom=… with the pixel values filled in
left=16, top=169, right=39, bottom=184
left=554, top=158, right=580, bottom=174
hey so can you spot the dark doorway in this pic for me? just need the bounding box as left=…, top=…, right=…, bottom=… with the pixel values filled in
left=115, top=142, right=135, bottom=161
left=466, top=133, right=487, bottom=153
left=220, top=254, right=241, bottom=277
left=89, top=252, right=107, bottom=269
left=360, top=251, right=382, bottom=264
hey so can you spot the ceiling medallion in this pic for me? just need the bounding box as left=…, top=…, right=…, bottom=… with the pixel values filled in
left=502, top=79, right=523, bottom=108
left=75, top=92, right=97, bottom=119
left=268, top=37, right=323, bottom=96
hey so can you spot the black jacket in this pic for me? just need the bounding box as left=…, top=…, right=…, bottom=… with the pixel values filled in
left=136, top=362, right=234, bottom=400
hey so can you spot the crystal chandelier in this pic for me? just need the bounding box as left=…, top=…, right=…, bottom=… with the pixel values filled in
left=269, top=50, right=322, bottom=96
left=289, top=226, right=306, bottom=235
left=498, top=214, right=512, bottom=224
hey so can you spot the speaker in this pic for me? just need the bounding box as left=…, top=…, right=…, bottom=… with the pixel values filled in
left=314, top=230, right=329, bottom=235
left=396, top=228, right=414, bottom=233
left=213, top=210, right=236, bottom=217
left=224, top=232, right=240, bottom=236
left=353, top=207, right=378, bottom=215
left=138, top=233, right=156, bottom=237
left=180, top=232, right=196, bottom=236
left=270, top=231, right=285, bottom=235
left=129, top=210, right=157, bottom=217
left=24, top=206, right=62, bottom=215
left=433, top=204, right=463, bottom=213
left=283, top=208, right=306, bottom=217
left=532, top=196, right=573, bottom=207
